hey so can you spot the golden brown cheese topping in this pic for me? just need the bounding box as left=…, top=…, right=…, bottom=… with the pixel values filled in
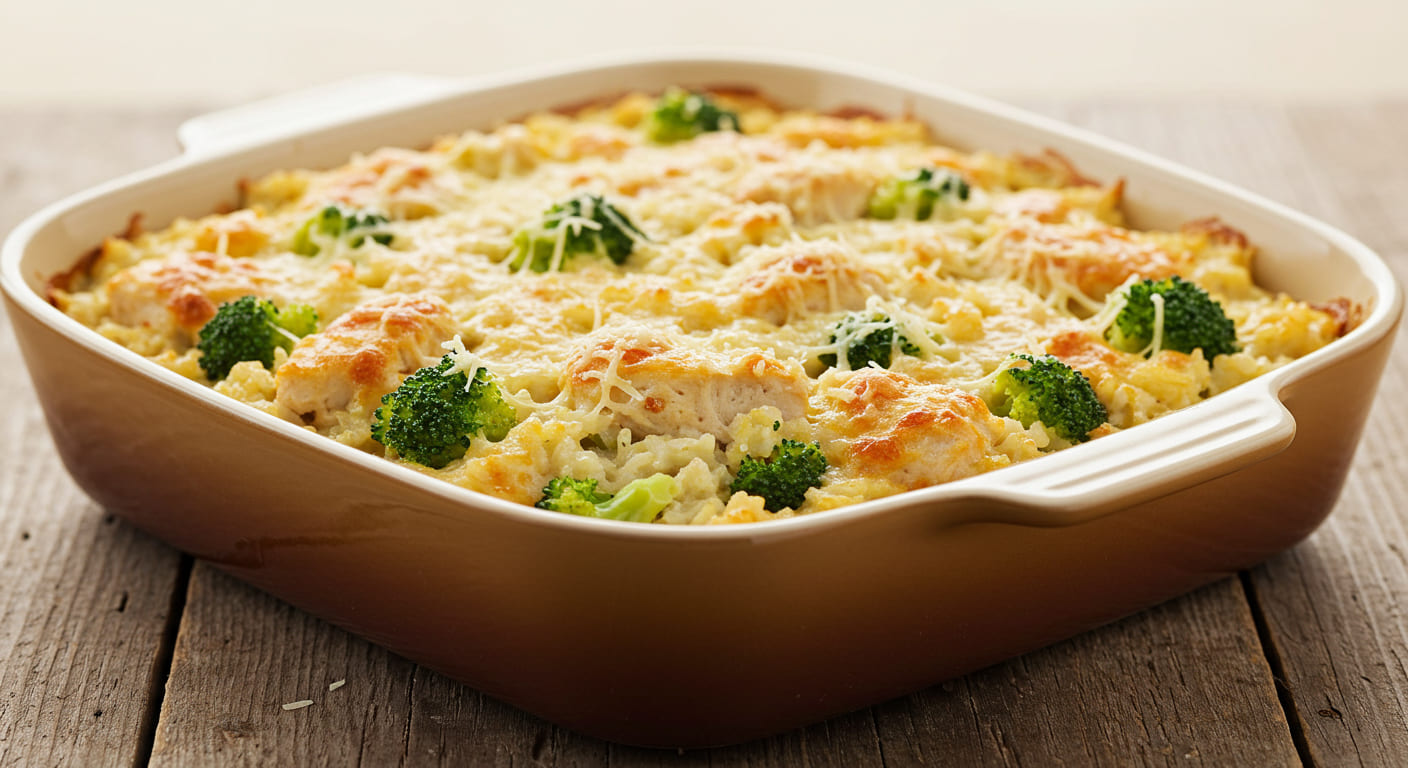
left=50, top=90, right=1351, bottom=525
left=275, top=293, right=458, bottom=429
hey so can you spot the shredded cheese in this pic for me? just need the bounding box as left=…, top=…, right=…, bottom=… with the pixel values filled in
left=54, top=90, right=1342, bottom=524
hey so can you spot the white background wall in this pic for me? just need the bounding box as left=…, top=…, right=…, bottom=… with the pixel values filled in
left=2, top=0, right=1406, bottom=105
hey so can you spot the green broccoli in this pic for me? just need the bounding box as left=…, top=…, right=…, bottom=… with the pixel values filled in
left=1105, top=276, right=1239, bottom=359
left=535, top=474, right=679, bottom=523
left=991, top=354, right=1106, bottom=444
left=508, top=193, right=646, bottom=272
left=730, top=439, right=827, bottom=512
left=819, top=311, right=923, bottom=371
left=291, top=204, right=393, bottom=256
left=196, top=295, right=319, bottom=380
left=867, top=167, right=971, bottom=221
left=645, top=88, right=740, bottom=143
left=370, top=356, right=518, bottom=469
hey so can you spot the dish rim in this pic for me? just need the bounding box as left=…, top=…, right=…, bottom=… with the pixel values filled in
left=3, top=49, right=1401, bottom=542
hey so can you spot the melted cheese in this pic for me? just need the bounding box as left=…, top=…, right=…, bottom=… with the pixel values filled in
left=50, top=91, right=1348, bottom=524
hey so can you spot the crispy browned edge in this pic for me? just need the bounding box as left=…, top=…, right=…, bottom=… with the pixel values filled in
left=44, top=213, right=143, bottom=304
left=1311, top=297, right=1368, bottom=337
left=1180, top=217, right=1364, bottom=337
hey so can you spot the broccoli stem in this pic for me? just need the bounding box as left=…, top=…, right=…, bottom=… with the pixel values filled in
left=593, top=474, right=680, bottom=523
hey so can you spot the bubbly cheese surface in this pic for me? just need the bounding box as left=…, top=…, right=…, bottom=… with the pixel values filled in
left=52, top=91, right=1347, bottom=524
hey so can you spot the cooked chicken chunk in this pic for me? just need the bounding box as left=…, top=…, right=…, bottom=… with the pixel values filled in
left=435, top=123, right=547, bottom=178
left=692, top=202, right=793, bottom=264
left=562, top=330, right=808, bottom=440
left=990, top=181, right=1124, bottom=226
left=733, top=240, right=888, bottom=325
left=275, top=293, right=458, bottom=427
left=810, top=367, right=1030, bottom=490
left=307, top=147, right=458, bottom=219
left=980, top=221, right=1185, bottom=312
left=106, top=251, right=272, bottom=340
left=735, top=153, right=881, bottom=226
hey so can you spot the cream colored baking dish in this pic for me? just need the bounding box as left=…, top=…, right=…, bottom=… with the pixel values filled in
left=2, top=52, right=1401, bottom=747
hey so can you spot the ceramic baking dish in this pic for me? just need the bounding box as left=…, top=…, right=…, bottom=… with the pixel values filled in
left=2, top=52, right=1401, bottom=747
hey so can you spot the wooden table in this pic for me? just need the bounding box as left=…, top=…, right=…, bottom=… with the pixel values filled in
left=1, top=101, right=1405, bottom=767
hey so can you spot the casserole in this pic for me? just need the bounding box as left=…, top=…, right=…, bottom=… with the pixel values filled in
left=2, top=52, right=1400, bottom=746
left=49, top=85, right=1330, bottom=524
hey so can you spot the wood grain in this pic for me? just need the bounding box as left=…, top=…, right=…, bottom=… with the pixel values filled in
left=871, top=580, right=1299, bottom=768
left=147, top=564, right=418, bottom=767
left=1248, top=103, right=1408, bottom=768
left=0, top=109, right=195, bottom=768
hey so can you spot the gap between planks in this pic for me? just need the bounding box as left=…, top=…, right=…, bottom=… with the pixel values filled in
left=1241, top=570, right=1317, bottom=767
left=132, top=555, right=193, bottom=768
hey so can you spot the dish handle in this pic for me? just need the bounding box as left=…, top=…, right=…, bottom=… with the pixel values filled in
left=177, top=73, right=459, bottom=156
left=955, top=389, right=1296, bottom=527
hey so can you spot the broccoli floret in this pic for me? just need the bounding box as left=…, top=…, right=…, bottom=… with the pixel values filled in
left=508, top=193, right=646, bottom=272
left=819, top=312, right=923, bottom=371
left=730, top=439, right=827, bottom=512
left=645, top=88, right=740, bottom=143
left=370, top=356, right=518, bottom=469
left=991, top=354, right=1106, bottom=444
left=867, top=168, right=971, bottom=221
left=196, top=295, right=319, bottom=380
left=273, top=303, right=319, bottom=338
left=1105, top=276, right=1239, bottom=359
left=535, top=473, right=679, bottom=523
left=291, top=204, right=393, bottom=256
left=536, top=476, right=610, bottom=516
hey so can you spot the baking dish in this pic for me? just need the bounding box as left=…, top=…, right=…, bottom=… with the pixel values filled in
left=2, top=52, right=1400, bottom=747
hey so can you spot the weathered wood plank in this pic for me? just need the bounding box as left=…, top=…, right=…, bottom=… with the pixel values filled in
left=149, top=565, right=891, bottom=767
left=0, top=109, right=195, bottom=768
left=153, top=571, right=1294, bottom=768
left=402, top=669, right=611, bottom=766
left=872, top=580, right=1298, bottom=767
left=147, top=564, right=419, bottom=767
left=1248, top=102, right=1408, bottom=767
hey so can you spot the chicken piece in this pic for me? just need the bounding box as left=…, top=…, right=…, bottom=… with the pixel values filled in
left=693, top=202, right=793, bottom=264
left=733, top=240, right=888, bottom=325
left=309, top=147, right=457, bottom=219
left=991, top=180, right=1124, bottom=226
left=735, top=152, right=881, bottom=225
left=980, top=221, right=1185, bottom=313
left=435, top=123, right=547, bottom=178
left=810, top=367, right=1029, bottom=490
left=1045, top=330, right=1210, bottom=428
left=562, top=330, right=808, bottom=441
left=275, top=293, right=458, bottom=427
left=106, top=250, right=272, bottom=340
